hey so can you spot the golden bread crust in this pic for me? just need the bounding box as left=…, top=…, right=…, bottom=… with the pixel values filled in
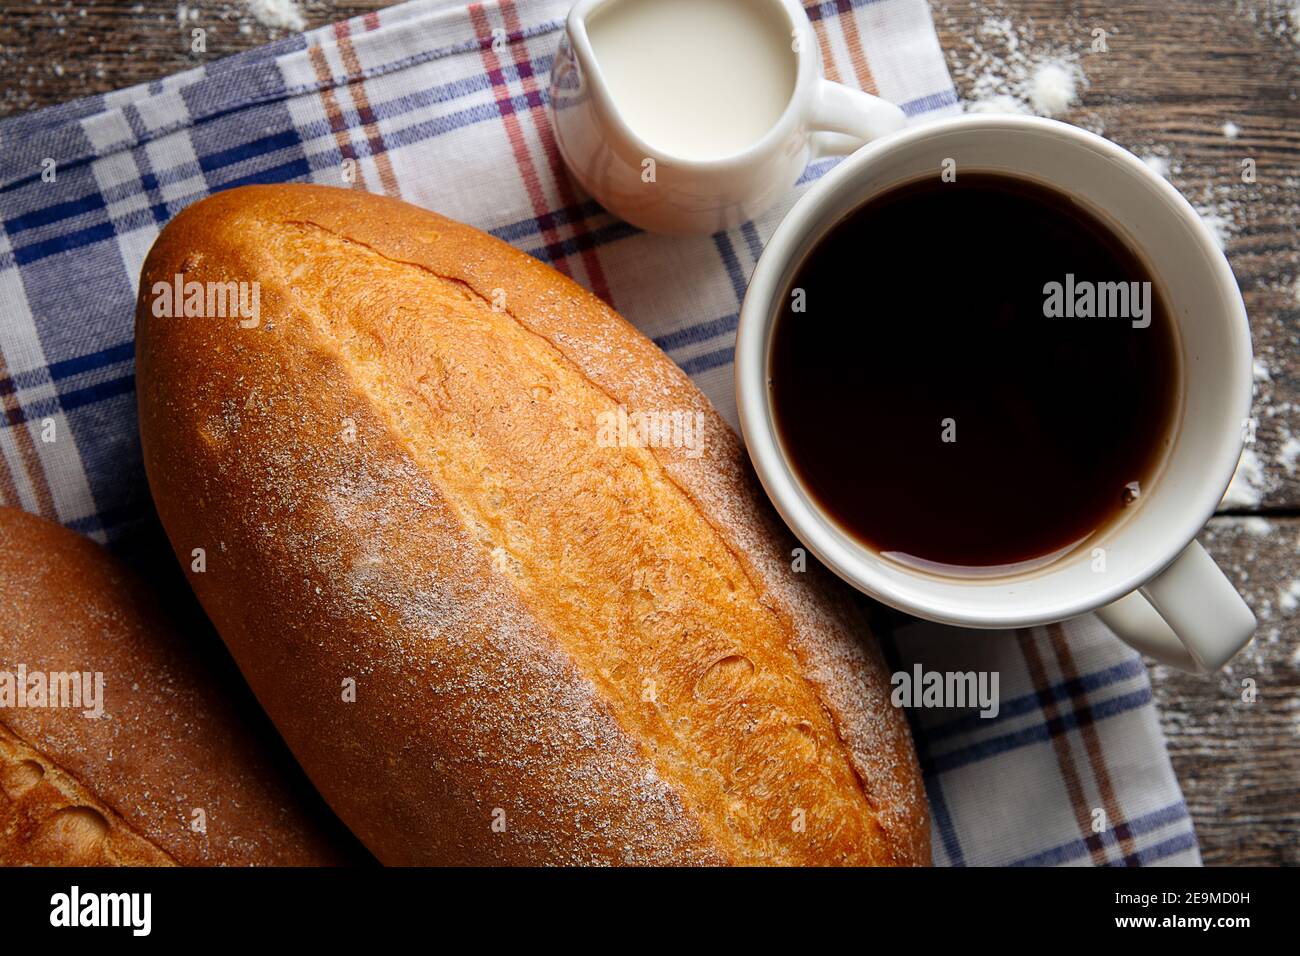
left=0, top=723, right=175, bottom=866
left=0, top=506, right=360, bottom=866
left=134, top=184, right=930, bottom=865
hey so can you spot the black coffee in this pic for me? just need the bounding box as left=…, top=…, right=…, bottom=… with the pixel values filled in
left=769, top=172, right=1180, bottom=573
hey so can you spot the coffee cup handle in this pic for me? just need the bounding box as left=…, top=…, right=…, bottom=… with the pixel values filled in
left=1096, top=540, right=1256, bottom=672
left=808, top=79, right=907, bottom=159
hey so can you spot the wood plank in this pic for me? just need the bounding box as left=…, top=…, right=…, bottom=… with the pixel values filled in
left=0, top=2, right=385, bottom=115
left=1171, top=516, right=1300, bottom=865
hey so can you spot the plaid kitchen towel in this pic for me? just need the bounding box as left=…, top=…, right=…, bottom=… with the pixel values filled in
left=0, top=0, right=1199, bottom=866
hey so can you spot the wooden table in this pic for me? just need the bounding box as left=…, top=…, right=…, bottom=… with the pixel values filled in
left=2, top=0, right=1296, bottom=864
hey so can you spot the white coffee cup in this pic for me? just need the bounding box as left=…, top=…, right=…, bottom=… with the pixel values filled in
left=736, top=115, right=1257, bottom=673
left=549, top=0, right=906, bottom=235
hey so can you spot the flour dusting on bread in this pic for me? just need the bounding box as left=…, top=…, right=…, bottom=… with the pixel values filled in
left=134, top=184, right=930, bottom=866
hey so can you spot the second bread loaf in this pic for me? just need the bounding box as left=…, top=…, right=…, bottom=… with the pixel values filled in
left=0, top=507, right=365, bottom=866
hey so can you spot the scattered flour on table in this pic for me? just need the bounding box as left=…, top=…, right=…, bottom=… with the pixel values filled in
left=955, top=16, right=1086, bottom=117
left=1233, top=0, right=1300, bottom=42
left=246, top=0, right=305, bottom=32
left=1237, top=349, right=1300, bottom=506
left=1247, top=288, right=1300, bottom=489
left=1221, top=448, right=1266, bottom=508
left=1196, top=208, right=1232, bottom=251
left=1027, top=61, right=1078, bottom=116
left=1279, top=580, right=1300, bottom=614
left=1279, top=436, right=1300, bottom=473
left=1223, top=121, right=1240, bottom=140
left=1236, top=516, right=1274, bottom=536
left=1142, top=155, right=1171, bottom=179
left=965, top=93, right=1029, bottom=115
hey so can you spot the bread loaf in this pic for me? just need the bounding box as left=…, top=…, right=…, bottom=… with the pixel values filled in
left=0, top=507, right=363, bottom=866
left=135, top=184, right=929, bottom=865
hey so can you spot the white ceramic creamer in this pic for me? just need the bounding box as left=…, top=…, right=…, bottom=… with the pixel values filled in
left=550, top=0, right=907, bottom=234
left=585, top=0, right=796, bottom=161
